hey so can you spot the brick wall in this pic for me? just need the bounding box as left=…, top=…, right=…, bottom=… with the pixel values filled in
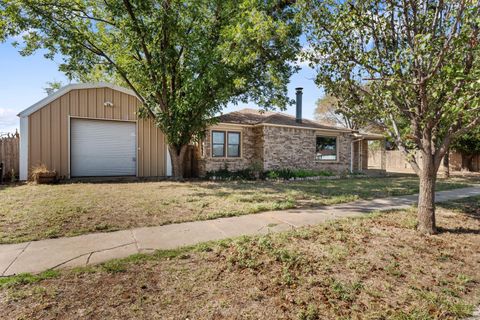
left=261, top=126, right=352, bottom=173
left=199, top=124, right=355, bottom=176
left=199, top=126, right=258, bottom=175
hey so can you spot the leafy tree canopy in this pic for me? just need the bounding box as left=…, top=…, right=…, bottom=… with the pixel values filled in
left=451, top=127, right=480, bottom=156
left=314, top=85, right=379, bottom=131
left=300, top=0, right=480, bottom=234
left=1, top=0, right=301, bottom=177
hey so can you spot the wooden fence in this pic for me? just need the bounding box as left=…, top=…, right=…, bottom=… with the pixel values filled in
left=0, top=132, right=19, bottom=180
left=384, top=150, right=479, bottom=173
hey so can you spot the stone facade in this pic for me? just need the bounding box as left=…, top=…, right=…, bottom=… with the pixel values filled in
left=199, top=124, right=358, bottom=176
left=198, top=125, right=259, bottom=175
left=261, top=126, right=352, bottom=172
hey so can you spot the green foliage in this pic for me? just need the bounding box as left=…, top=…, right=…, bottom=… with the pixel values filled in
left=1, top=0, right=301, bottom=177
left=43, top=80, right=63, bottom=96
left=315, top=91, right=373, bottom=130
left=206, top=167, right=257, bottom=181
left=206, top=167, right=335, bottom=180
left=0, top=270, right=60, bottom=288
left=300, top=0, right=480, bottom=173
left=451, top=127, right=480, bottom=156
left=265, top=168, right=334, bottom=180
left=299, top=0, right=480, bottom=232
left=297, top=304, right=319, bottom=320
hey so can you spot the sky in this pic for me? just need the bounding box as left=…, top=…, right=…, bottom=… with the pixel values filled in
left=0, top=40, right=324, bottom=134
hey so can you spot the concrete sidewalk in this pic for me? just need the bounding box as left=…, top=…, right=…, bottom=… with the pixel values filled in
left=1, top=186, right=480, bottom=276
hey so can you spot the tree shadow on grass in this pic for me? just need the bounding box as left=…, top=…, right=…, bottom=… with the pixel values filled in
left=437, top=226, right=480, bottom=235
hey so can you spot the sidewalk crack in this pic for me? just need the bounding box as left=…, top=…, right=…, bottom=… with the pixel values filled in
left=2, top=242, right=31, bottom=276
left=51, top=241, right=136, bottom=270
left=130, top=230, right=140, bottom=252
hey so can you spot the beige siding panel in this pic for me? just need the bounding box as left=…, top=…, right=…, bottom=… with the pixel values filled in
left=28, top=87, right=166, bottom=178
left=120, top=92, right=129, bottom=121
left=96, top=88, right=105, bottom=119
left=60, top=94, right=69, bottom=177
left=40, top=105, right=51, bottom=168
left=128, top=96, right=136, bottom=120
left=29, top=111, right=41, bottom=171
left=137, top=118, right=165, bottom=177
left=87, top=88, right=97, bottom=118
left=50, top=98, right=61, bottom=173
left=138, top=119, right=144, bottom=176
left=105, top=88, right=113, bottom=119
left=113, top=90, right=121, bottom=119
left=78, top=89, right=87, bottom=117
left=69, top=90, right=79, bottom=116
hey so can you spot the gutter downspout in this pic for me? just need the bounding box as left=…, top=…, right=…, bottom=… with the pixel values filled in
left=350, top=138, right=364, bottom=173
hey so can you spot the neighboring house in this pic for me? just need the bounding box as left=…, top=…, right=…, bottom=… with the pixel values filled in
left=17, top=83, right=385, bottom=180
left=199, top=89, right=385, bottom=176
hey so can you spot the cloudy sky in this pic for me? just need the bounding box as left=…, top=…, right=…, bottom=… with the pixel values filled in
left=0, top=40, right=323, bottom=134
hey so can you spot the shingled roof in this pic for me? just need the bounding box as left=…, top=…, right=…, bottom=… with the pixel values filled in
left=216, top=108, right=354, bottom=132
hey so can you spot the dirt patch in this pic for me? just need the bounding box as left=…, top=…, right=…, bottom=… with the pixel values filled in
left=1, top=197, right=479, bottom=319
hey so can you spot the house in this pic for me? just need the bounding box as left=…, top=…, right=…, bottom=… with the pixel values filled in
left=17, top=83, right=385, bottom=180
left=198, top=88, right=385, bottom=176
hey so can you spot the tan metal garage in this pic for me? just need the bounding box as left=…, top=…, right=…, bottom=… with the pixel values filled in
left=17, top=83, right=171, bottom=180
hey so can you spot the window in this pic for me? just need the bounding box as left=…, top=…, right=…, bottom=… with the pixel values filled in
left=316, top=136, right=337, bottom=161
left=227, top=132, right=241, bottom=157
left=211, top=130, right=241, bottom=158
left=212, top=131, right=225, bottom=157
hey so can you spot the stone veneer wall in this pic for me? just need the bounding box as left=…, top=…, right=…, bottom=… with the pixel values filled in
left=199, top=124, right=355, bottom=176
left=198, top=126, right=259, bottom=175
left=261, top=126, right=353, bottom=173
left=361, top=140, right=369, bottom=170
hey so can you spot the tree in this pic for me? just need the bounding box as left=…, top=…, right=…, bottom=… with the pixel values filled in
left=1, top=0, right=301, bottom=178
left=314, top=95, right=359, bottom=129
left=43, top=80, right=63, bottom=95
left=451, top=128, right=480, bottom=171
left=314, top=85, right=376, bottom=130
left=301, top=0, right=480, bottom=234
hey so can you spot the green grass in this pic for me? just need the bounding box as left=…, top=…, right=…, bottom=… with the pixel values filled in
left=0, top=175, right=473, bottom=244
left=0, top=270, right=60, bottom=289
left=1, top=195, right=479, bottom=319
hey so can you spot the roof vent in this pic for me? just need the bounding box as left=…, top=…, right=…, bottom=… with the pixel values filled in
left=295, top=87, right=303, bottom=123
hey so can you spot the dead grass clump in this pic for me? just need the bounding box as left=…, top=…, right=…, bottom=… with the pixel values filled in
left=30, top=164, right=56, bottom=184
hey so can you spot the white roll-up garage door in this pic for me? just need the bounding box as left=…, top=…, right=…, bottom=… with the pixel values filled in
left=71, top=119, right=136, bottom=177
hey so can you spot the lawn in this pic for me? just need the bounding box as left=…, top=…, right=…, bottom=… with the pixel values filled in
left=1, top=196, right=479, bottom=319
left=0, top=175, right=473, bottom=244
left=0, top=177, right=472, bottom=243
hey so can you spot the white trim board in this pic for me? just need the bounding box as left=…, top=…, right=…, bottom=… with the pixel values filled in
left=17, top=82, right=138, bottom=118
left=19, top=117, right=29, bottom=180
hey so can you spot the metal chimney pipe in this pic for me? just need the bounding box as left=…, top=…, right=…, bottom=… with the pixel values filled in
left=295, top=87, right=303, bottom=123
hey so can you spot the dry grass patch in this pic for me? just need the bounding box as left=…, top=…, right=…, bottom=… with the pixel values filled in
left=0, top=176, right=471, bottom=244
left=1, top=196, right=479, bottom=319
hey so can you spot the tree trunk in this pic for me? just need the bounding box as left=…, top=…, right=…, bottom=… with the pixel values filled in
left=461, top=153, right=474, bottom=172
left=440, top=151, right=450, bottom=179
left=168, top=144, right=188, bottom=179
left=417, top=154, right=437, bottom=235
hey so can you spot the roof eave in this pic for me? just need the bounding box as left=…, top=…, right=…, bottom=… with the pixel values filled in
left=17, top=82, right=137, bottom=118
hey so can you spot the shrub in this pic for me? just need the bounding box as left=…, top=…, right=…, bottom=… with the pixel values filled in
left=264, top=168, right=334, bottom=180
left=206, top=167, right=334, bottom=181
left=206, top=168, right=256, bottom=180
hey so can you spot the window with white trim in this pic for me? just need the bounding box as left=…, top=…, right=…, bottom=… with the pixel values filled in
left=316, top=136, right=337, bottom=161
